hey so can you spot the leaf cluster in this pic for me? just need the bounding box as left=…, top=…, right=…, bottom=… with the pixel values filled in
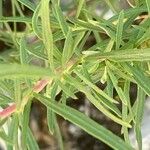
left=0, top=0, right=150, bottom=149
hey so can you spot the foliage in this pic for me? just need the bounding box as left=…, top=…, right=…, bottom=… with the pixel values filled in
left=0, top=0, right=150, bottom=149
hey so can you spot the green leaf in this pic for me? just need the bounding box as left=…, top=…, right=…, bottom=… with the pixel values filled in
left=46, top=82, right=64, bottom=149
left=105, top=0, right=118, bottom=14
left=20, top=37, right=29, bottom=64
left=27, top=128, right=40, bottom=150
left=34, top=93, right=133, bottom=150
left=56, top=80, right=77, bottom=99
left=17, top=0, right=36, bottom=11
left=76, top=0, right=85, bottom=18
left=116, top=10, right=124, bottom=50
left=0, top=17, right=32, bottom=23
left=26, top=40, right=62, bottom=62
left=146, top=0, right=150, bottom=15
left=135, top=87, right=146, bottom=150
left=92, top=90, right=122, bottom=117
left=73, top=31, right=85, bottom=54
left=0, top=130, right=13, bottom=145
left=26, top=42, right=48, bottom=61
left=41, top=0, right=54, bottom=70
left=14, top=79, right=21, bottom=109
left=32, top=3, right=42, bottom=39
left=0, top=80, right=14, bottom=96
left=52, top=3, right=69, bottom=37
left=106, top=75, right=113, bottom=97
left=22, top=102, right=31, bottom=149
left=63, top=73, right=131, bottom=127
left=108, top=6, right=146, bottom=22
left=0, top=64, right=53, bottom=79
left=62, top=29, right=74, bottom=67
left=46, top=82, right=58, bottom=134
left=0, top=118, right=7, bottom=126
left=53, top=115, right=64, bottom=150
left=72, top=19, right=115, bottom=39
left=123, top=63, right=150, bottom=96
left=85, top=48, right=150, bottom=62
left=121, top=80, right=133, bottom=144
left=0, top=93, right=12, bottom=104
left=105, top=39, right=114, bottom=52
left=74, top=69, right=118, bottom=104
left=107, top=68, right=127, bottom=105
left=106, top=62, right=134, bottom=82
left=0, top=0, right=2, bottom=28
left=7, top=114, right=19, bottom=150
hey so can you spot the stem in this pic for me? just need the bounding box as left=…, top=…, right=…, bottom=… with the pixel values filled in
left=0, top=57, right=78, bottom=118
left=0, top=104, right=16, bottom=119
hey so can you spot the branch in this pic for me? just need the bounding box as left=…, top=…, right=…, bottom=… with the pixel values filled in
left=0, top=79, right=50, bottom=119
left=0, top=57, right=78, bottom=119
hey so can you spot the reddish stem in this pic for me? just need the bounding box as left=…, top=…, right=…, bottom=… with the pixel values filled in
left=0, top=78, right=50, bottom=119
left=0, top=104, right=16, bottom=119
left=33, top=79, right=49, bottom=93
left=0, top=56, right=77, bottom=119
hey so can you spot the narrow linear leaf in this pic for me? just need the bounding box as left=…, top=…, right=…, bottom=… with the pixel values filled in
left=32, top=3, right=42, bottom=39
left=57, top=80, right=77, bottom=99
left=73, top=31, right=85, bottom=53
left=41, top=0, right=54, bottom=70
left=0, top=118, right=7, bottom=126
left=123, top=63, right=150, bottom=96
left=85, top=48, right=150, bottom=62
left=106, top=75, right=113, bottom=98
left=107, top=68, right=127, bottom=105
left=105, top=39, right=114, bottom=52
left=27, top=127, right=40, bottom=150
left=105, top=0, right=118, bottom=14
left=34, top=93, right=133, bottom=150
left=0, top=64, right=53, bottom=79
left=14, top=79, right=21, bottom=109
left=20, top=37, right=29, bottom=64
left=52, top=3, right=69, bottom=37
left=106, top=61, right=134, bottom=82
left=0, top=131, right=13, bottom=145
left=63, top=74, right=131, bottom=127
left=116, top=10, right=124, bottom=50
left=0, top=93, right=12, bottom=104
left=126, top=100, right=137, bottom=123
left=146, top=0, right=150, bottom=15
left=62, top=29, right=74, bottom=67
left=108, top=6, right=146, bottom=22
left=92, top=90, right=122, bottom=117
left=46, top=82, right=64, bottom=150
left=7, top=114, right=19, bottom=150
left=135, top=87, right=145, bottom=150
left=0, top=0, right=2, bottom=28
left=121, top=81, right=131, bottom=144
left=17, top=0, right=36, bottom=11
left=73, top=19, right=115, bottom=39
left=53, top=115, right=64, bottom=150
left=74, top=69, right=118, bottom=104
left=27, top=47, right=48, bottom=61
left=22, top=102, right=31, bottom=149
left=27, top=41, right=62, bottom=62
left=0, top=17, right=32, bottom=23
left=46, top=82, right=58, bottom=134
left=76, top=0, right=85, bottom=18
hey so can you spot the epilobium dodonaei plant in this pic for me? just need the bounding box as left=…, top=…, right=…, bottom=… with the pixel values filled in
left=0, top=0, right=150, bottom=149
